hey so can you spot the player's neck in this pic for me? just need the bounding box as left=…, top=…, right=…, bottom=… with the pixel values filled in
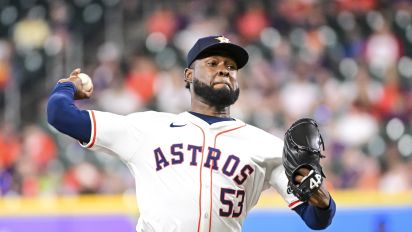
left=190, top=101, right=230, bottom=118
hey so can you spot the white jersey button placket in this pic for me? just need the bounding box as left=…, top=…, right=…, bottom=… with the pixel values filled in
left=200, top=133, right=213, bottom=232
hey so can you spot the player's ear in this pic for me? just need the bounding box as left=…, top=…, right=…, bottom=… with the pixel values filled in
left=184, top=68, right=193, bottom=84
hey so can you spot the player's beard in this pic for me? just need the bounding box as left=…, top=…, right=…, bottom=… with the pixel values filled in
left=193, top=78, right=240, bottom=108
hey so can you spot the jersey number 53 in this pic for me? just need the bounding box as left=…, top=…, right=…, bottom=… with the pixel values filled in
left=219, top=188, right=245, bottom=218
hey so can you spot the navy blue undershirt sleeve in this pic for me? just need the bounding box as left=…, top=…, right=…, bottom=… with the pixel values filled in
left=47, top=82, right=91, bottom=143
left=292, top=197, right=336, bottom=230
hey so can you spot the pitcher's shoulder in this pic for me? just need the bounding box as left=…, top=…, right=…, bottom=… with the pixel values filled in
left=126, top=111, right=178, bottom=120
left=124, top=111, right=181, bottom=128
left=242, top=123, right=284, bottom=145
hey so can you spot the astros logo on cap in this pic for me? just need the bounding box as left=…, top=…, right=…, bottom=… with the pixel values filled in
left=187, top=35, right=249, bottom=69
left=216, top=36, right=230, bottom=43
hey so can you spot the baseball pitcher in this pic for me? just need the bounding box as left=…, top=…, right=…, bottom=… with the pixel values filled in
left=47, top=35, right=336, bottom=231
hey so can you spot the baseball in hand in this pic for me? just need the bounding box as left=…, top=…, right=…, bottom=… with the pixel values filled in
left=78, top=73, right=93, bottom=91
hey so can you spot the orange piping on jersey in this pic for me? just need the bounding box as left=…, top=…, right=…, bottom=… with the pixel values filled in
left=209, top=124, right=246, bottom=232
left=192, top=123, right=206, bottom=232
left=87, top=111, right=97, bottom=148
left=209, top=165, right=213, bottom=232
left=288, top=199, right=301, bottom=208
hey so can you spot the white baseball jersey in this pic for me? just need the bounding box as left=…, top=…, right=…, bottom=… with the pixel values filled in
left=81, top=110, right=302, bottom=232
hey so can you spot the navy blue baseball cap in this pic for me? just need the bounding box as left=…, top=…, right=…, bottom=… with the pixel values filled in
left=187, top=35, right=249, bottom=69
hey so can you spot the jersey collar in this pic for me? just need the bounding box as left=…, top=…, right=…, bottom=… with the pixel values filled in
left=178, top=111, right=246, bottom=129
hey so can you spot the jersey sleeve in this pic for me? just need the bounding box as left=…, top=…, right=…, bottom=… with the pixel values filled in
left=269, top=165, right=302, bottom=208
left=267, top=136, right=303, bottom=209
left=80, top=110, right=143, bottom=161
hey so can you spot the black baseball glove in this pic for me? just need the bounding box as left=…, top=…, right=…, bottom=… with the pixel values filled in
left=282, top=118, right=326, bottom=202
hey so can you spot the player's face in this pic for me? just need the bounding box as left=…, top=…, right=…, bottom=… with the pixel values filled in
left=190, top=55, right=240, bottom=108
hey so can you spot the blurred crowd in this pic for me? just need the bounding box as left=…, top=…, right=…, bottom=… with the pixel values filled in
left=0, top=0, right=412, bottom=197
